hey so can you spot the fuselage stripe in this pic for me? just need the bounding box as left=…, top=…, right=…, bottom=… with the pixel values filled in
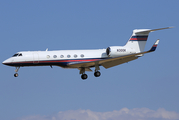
left=4, top=58, right=104, bottom=66
left=129, top=36, right=148, bottom=41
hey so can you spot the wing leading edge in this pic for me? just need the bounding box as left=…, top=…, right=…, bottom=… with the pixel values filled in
left=68, top=39, right=160, bottom=69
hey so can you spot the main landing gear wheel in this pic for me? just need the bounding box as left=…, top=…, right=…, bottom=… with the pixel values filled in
left=81, top=74, right=88, bottom=80
left=14, top=73, right=18, bottom=77
left=94, top=71, right=101, bottom=77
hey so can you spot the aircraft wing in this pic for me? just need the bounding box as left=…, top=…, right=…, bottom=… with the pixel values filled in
left=101, top=56, right=138, bottom=68
left=68, top=39, right=159, bottom=69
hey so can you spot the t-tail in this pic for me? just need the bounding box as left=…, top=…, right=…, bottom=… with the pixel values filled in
left=125, top=27, right=173, bottom=53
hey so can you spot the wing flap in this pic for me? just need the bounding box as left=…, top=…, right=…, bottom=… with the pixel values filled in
left=102, top=56, right=138, bottom=69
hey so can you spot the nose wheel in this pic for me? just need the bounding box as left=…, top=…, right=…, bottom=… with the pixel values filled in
left=14, top=73, right=18, bottom=77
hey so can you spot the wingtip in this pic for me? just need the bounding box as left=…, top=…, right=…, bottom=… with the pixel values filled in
left=149, top=39, right=160, bottom=52
left=167, top=26, right=175, bottom=29
left=155, top=39, right=160, bottom=45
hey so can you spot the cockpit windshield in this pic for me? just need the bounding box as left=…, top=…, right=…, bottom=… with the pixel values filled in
left=12, top=53, right=23, bottom=57
left=12, top=53, right=19, bottom=57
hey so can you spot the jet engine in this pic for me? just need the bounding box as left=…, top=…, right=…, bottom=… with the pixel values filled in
left=106, top=46, right=135, bottom=57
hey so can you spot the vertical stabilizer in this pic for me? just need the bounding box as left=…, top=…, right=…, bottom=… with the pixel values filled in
left=125, top=29, right=150, bottom=53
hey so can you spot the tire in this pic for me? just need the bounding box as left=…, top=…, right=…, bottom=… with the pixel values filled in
left=14, top=73, right=18, bottom=77
left=94, top=71, right=101, bottom=77
left=81, top=74, right=88, bottom=80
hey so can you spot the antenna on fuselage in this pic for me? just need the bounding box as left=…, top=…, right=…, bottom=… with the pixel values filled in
left=46, top=48, right=48, bottom=51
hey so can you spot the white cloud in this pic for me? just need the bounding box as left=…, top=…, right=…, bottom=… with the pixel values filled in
left=19, top=108, right=179, bottom=120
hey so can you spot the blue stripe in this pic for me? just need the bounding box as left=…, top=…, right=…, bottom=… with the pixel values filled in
left=131, top=35, right=148, bottom=38
left=150, top=47, right=156, bottom=51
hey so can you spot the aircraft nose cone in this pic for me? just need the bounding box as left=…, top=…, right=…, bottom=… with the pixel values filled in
left=2, top=60, right=8, bottom=65
left=2, top=58, right=13, bottom=66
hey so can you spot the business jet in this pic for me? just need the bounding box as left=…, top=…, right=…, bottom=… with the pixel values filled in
left=2, top=27, right=172, bottom=80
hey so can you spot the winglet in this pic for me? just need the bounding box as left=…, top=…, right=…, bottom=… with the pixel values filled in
left=149, top=39, right=160, bottom=52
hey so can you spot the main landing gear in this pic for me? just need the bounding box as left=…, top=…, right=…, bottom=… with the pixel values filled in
left=14, top=67, right=20, bottom=77
left=81, top=71, right=101, bottom=80
left=79, top=66, right=101, bottom=80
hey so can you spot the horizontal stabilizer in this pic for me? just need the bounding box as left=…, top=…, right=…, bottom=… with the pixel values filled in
left=135, top=27, right=173, bottom=34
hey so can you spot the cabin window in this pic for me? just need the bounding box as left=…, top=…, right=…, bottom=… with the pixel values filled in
left=74, top=54, right=77, bottom=58
left=60, top=55, right=64, bottom=58
left=47, top=55, right=50, bottom=58
left=53, top=55, right=57, bottom=58
left=80, top=54, right=84, bottom=58
left=67, top=55, right=71, bottom=58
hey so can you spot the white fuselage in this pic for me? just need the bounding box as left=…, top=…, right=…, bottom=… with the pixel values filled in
left=2, top=47, right=135, bottom=68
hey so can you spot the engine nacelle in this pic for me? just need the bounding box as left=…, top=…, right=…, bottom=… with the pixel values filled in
left=106, top=46, right=135, bottom=57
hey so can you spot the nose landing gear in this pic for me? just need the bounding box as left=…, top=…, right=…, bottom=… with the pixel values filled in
left=14, top=67, right=20, bottom=77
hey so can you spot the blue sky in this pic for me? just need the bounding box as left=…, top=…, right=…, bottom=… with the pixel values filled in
left=0, top=1, right=179, bottom=120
